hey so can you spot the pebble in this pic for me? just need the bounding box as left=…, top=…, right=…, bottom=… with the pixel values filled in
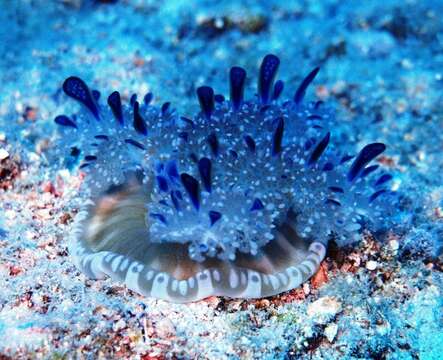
left=156, top=318, right=175, bottom=338
left=307, top=296, right=342, bottom=324
left=5, top=209, right=16, bottom=220
left=60, top=299, right=74, bottom=311
left=113, top=319, right=126, bottom=332
left=0, top=148, right=9, bottom=160
left=349, top=30, right=395, bottom=57
left=389, top=239, right=399, bottom=251
left=324, top=323, right=338, bottom=342
left=366, top=260, right=378, bottom=271
left=35, top=208, right=52, bottom=221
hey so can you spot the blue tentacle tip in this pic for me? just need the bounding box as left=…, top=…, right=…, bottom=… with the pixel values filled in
left=63, top=76, right=100, bottom=120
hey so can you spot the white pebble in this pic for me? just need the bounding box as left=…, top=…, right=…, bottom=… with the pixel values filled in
left=0, top=148, right=9, bottom=160
left=307, top=296, right=342, bottom=324
left=155, top=318, right=175, bottom=338
left=325, top=323, right=338, bottom=342
left=389, top=239, right=399, bottom=251
left=5, top=209, right=16, bottom=220
left=113, top=319, right=126, bottom=331
left=366, top=260, right=377, bottom=271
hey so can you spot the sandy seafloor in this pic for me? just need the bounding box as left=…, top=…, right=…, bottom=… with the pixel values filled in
left=0, top=0, right=443, bottom=359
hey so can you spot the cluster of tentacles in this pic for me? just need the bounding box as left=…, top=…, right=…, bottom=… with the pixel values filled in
left=54, top=54, right=399, bottom=302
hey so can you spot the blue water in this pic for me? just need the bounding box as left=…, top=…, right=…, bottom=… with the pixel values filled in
left=0, top=1, right=442, bottom=358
